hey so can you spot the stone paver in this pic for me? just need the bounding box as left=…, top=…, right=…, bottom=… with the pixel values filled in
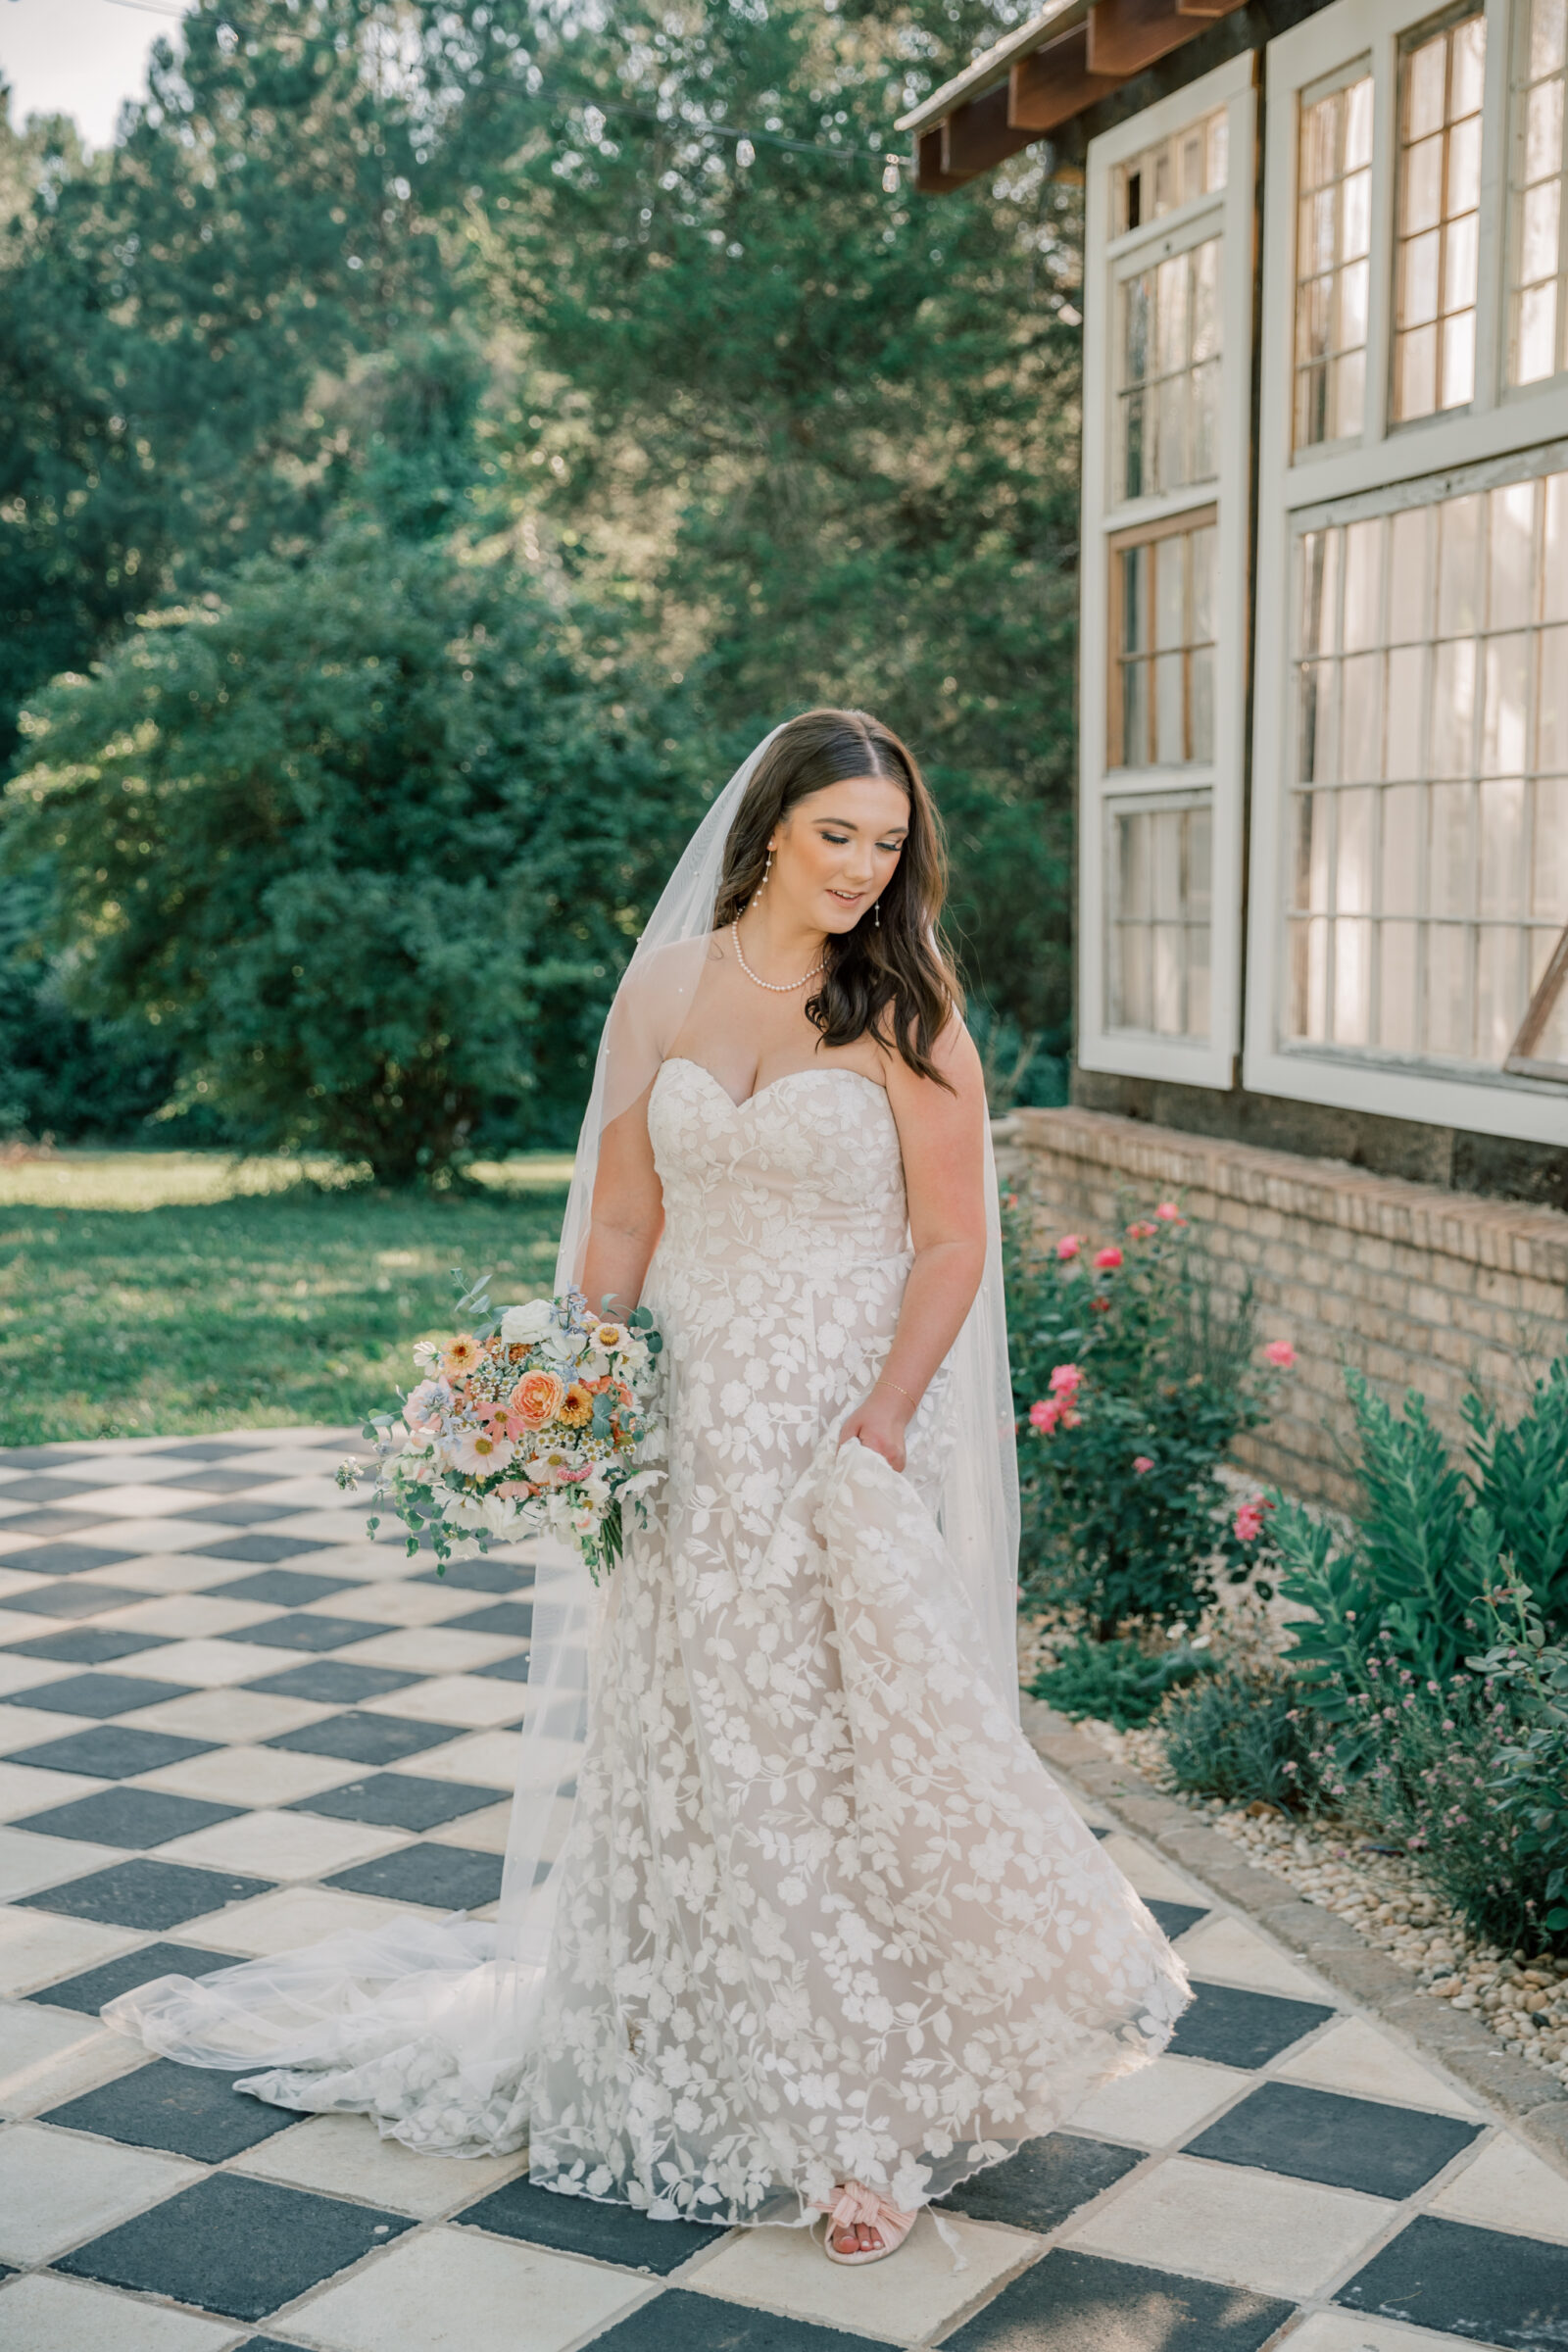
left=0, top=1429, right=1564, bottom=2350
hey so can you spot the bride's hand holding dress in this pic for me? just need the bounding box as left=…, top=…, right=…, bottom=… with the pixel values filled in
left=102, top=707, right=1190, bottom=2278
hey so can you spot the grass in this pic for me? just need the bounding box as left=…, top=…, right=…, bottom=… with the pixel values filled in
left=0, top=1150, right=572, bottom=1445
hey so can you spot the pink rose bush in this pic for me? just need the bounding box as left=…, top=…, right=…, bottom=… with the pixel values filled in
left=1004, top=1195, right=1298, bottom=1636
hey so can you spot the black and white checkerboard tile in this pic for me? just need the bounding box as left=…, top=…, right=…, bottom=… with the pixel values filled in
left=0, top=1430, right=1565, bottom=2352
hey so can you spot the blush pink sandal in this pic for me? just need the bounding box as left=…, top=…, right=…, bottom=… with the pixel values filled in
left=815, top=2180, right=918, bottom=2266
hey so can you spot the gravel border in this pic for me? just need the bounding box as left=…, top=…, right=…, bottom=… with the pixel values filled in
left=1021, top=1693, right=1568, bottom=2180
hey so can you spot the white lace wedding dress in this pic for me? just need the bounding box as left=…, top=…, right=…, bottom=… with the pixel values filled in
left=108, top=1055, right=1189, bottom=2228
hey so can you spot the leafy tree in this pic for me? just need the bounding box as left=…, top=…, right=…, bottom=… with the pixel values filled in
left=0, top=0, right=463, bottom=755
left=5, top=526, right=699, bottom=1180
left=470, top=0, right=1084, bottom=1036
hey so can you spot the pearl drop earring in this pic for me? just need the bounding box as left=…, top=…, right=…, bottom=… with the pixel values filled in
left=752, top=846, right=773, bottom=907
left=873, top=899, right=881, bottom=928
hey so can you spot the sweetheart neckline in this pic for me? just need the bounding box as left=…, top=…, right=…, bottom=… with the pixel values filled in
left=660, top=1056, right=890, bottom=1117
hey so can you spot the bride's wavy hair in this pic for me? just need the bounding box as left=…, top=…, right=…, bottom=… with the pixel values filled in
left=712, top=708, right=962, bottom=1087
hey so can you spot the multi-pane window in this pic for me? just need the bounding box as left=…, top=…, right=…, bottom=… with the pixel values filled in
left=1109, top=802, right=1213, bottom=1038
left=1113, top=107, right=1228, bottom=234
left=1119, top=240, right=1220, bottom=499
left=1113, top=516, right=1217, bottom=769
left=1393, top=8, right=1487, bottom=421
left=1509, top=0, right=1568, bottom=385
left=1287, top=468, right=1568, bottom=1065
left=1295, top=66, right=1373, bottom=447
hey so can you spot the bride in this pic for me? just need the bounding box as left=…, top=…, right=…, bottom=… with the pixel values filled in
left=108, top=709, right=1189, bottom=2269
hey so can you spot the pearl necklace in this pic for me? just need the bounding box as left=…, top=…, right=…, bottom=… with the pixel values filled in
left=730, top=918, right=824, bottom=994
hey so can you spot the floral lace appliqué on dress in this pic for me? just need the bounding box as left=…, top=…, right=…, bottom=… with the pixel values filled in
left=525, top=1058, right=1189, bottom=2225
left=102, top=1055, right=1189, bottom=2215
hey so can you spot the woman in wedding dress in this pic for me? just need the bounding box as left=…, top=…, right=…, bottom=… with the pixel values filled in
left=108, top=709, right=1189, bottom=2269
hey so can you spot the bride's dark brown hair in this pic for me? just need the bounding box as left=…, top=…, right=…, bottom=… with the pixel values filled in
left=712, top=708, right=962, bottom=1088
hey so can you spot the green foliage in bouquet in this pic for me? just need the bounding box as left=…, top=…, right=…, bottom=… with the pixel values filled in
left=1030, top=1633, right=1213, bottom=1730
left=5, top=527, right=702, bottom=1183
left=1005, top=1203, right=1288, bottom=1638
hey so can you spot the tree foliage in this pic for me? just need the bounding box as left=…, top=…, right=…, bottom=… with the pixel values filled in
left=0, top=0, right=1085, bottom=1165
left=7, top=527, right=699, bottom=1179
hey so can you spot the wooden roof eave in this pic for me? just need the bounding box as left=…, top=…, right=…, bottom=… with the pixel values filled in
left=898, top=0, right=1247, bottom=193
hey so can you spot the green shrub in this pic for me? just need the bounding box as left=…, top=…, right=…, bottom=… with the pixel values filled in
left=1031, top=1634, right=1213, bottom=1730
left=1340, top=1643, right=1560, bottom=1952
left=1006, top=1201, right=1289, bottom=1637
left=1271, top=1363, right=1568, bottom=1951
left=1160, top=1663, right=1329, bottom=1813
left=6, top=527, right=700, bottom=1185
left=1276, top=1362, right=1568, bottom=1719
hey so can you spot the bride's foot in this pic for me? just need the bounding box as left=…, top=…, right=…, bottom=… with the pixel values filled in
left=816, top=2180, right=917, bottom=2266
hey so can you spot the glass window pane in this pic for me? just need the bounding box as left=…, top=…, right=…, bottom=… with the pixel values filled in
left=1118, top=239, right=1223, bottom=500
left=1114, top=106, right=1229, bottom=233
left=1334, top=916, right=1374, bottom=1043
left=1395, top=12, right=1485, bottom=418
left=1385, top=646, right=1427, bottom=776
left=1112, top=517, right=1215, bottom=775
left=1430, top=780, right=1475, bottom=915
left=1337, top=787, right=1376, bottom=912
left=1482, top=633, right=1530, bottom=774
left=1488, top=482, right=1539, bottom=630
left=1380, top=919, right=1420, bottom=1049
left=1341, top=653, right=1384, bottom=780
left=1289, top=473, right=1568, bottom=1074
left=1107, top=802, right=1210, bottom=1041
left=1439, top=495, right=1484, bottom=636
left=1294, top=70, right=1374, bottom=448
left=1383, top=784, right=1423, bottom=914
left=1508, top=7, right=1568, bottom=387
left=1478, top=775, right=1527, bottom=915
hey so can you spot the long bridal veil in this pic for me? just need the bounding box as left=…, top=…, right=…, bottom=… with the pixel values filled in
left=104, top=722, right=1023, bottom=2156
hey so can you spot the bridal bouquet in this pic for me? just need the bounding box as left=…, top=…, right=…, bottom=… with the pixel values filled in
left=339, top=1277, right=663, bottom=1582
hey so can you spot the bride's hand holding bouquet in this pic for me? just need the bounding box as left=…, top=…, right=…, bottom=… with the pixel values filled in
left=339, top=1275, right=664, bottom=1582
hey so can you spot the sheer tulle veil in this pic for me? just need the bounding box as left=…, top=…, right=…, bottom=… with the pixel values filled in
left=103, top=723, right=1021, bottom=2147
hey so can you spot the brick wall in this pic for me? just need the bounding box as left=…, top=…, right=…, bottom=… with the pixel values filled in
left=994, top=1106, right=1568, bottom=1511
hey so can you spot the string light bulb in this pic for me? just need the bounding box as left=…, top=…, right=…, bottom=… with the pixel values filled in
left=882, top=155, right=903, bottom=194
left=735, top=136, right=756, bottom=167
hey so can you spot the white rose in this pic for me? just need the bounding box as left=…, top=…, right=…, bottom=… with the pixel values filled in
left=500, top=1299, right=556, bottom=1344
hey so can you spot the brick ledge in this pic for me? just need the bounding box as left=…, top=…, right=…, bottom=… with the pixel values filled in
left=1020, top=1694, right=1568, bottom=2180
left=996, top=1108, right=1568, bottom=1284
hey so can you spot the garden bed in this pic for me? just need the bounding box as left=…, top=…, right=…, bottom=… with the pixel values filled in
left=1020, top=1696, right=1568, bottom=2176
left=1089, top=1711, right=1568, bottom=2091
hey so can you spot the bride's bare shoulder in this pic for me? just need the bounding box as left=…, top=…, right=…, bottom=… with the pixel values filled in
left=883, top=1013, right=985, bottom=1113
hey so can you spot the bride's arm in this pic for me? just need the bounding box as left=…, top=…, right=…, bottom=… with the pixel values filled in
left=840, top=1018, right=988, bottom=1475
left=580, top=1088, right=664, bottom=1318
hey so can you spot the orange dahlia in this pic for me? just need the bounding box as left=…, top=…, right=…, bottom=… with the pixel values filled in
left=557, top=1381, right=594, bottom=1428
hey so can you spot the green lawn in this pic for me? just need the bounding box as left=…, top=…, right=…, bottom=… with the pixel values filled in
left=0, top=1151, right=572, bottom=1446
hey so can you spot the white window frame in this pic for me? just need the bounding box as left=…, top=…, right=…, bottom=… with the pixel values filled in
left=1078, top=54, right=1257, bottom=1090
left=1247, top=0, right=1568, bottom=1142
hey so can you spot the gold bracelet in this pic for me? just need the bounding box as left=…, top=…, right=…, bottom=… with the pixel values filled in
left=881, top=1376, right=920, bottom=1407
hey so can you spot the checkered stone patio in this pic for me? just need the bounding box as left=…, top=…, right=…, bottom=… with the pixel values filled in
left=0, top=1429, right=1565, bottom=2352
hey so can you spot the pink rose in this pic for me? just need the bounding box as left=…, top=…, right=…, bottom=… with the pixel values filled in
left=1055, top=1234, right=1082, bottom=1260
left=1154, top=1201, right=1184, bottom=1223
left=1094, top=1245, right=1123, bottom=1271
left=1049, top=1362, right=1082, bottom=1393
left=1133, top=1455, right=1154, bottom=1475
left=1126, top=1220, right=1156, bottom=1240
left=1028, top=1397, right=1055, bottom=1432
left=1234, top=1495, right=1273, bottom=1544
left=1264, top=1339, right=1297, bottom=1368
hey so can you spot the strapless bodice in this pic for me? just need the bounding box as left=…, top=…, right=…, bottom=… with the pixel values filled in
left=646, top=1056, right=907, bottom=1278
